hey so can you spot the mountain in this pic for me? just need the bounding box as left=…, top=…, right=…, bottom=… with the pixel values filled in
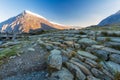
left=0, top=10, right=70, bottom=33
left=98, top=10, right=120, bottom=26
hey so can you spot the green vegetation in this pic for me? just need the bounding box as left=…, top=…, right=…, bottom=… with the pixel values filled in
left=0, top=44, right=22, bottom=60
left=79, top=31, right=86, bottom=35
left=69, top=51, right=77, bottom=59
left=105, top=37, right=111, bottom=41
left=101, top=31, right=120, bottom=37
left=97, top=64, right=103, bottom=70
left=95, top=58, right=105, bottom=63
left=86, top=25, right=120, bottom=31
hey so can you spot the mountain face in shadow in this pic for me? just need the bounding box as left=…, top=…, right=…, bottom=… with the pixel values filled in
left=98, top=10, right=120, bottom=26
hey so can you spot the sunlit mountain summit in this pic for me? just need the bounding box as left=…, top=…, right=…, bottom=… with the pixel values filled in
left=0, top=10, right=70, bottom=33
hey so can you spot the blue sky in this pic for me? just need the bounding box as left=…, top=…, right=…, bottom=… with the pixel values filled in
left=0, top=0, right=120, bottom=27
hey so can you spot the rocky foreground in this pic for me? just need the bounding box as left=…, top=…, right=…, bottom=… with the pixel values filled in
left=0, top=28, right=120, bottom=80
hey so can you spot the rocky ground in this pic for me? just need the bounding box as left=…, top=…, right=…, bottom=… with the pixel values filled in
left=0, top=27, right=120, bottom=80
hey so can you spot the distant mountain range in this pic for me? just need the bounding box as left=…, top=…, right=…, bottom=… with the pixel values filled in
left=98, top=10, right=120, bottom=26
left=0, top=10, right=70, bottom=33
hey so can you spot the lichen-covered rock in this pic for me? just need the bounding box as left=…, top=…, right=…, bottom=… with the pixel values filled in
left=48, top=49, right=62, bottom=70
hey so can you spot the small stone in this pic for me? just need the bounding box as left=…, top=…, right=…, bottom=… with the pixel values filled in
left=87, top=75, right=100, bottom=80
left=28, top=48, right=35, bottom=51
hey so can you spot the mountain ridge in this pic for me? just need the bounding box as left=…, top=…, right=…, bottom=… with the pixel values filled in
left=98, top=10, right=120, bottom=26
left=0, top=10, right=70, bottom=33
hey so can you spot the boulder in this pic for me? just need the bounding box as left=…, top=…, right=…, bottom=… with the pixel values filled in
left=48, top=49, right=62, bottom=70
left=51, top=67, right=74, bottom=80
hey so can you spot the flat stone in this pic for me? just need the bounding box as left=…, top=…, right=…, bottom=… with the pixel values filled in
left=85, top=58, right=98, bottom=67
left=66, top=62, right=86, bottom=80
left=72, top=57, right=92, bottom=69
left=92, top=45, right=120, bottom=55
left=103, top=47, right=120, bottom=55
left=91, top=68, right=105, bottom=79
left=87, top=75, right=100, bottom=80
left=105, top=61, right=120, bottom=73
left=77, top=50, right=98, bottom=60
left=104, top=42, right=120, bottom=50
left=92, top=45, right=104, bottom=49
left=110, top=54, right=120, bottom=64
left=70, top=59, right=92, bottom=75
left=93, top=50, right=109, bottom=60
left=78, top=38, right=97, bottom=46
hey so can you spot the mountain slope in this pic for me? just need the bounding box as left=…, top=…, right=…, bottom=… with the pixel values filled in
left=98, top=10, right=120, bottom=26
left=0, top=10, right=70, bottom=33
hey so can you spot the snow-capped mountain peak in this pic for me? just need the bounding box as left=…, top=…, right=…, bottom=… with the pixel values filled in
left=23, top=10, right=47, bottom=20
left=0, top=10, right=70, bottom=33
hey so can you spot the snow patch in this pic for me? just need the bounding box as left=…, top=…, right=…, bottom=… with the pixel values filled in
left=50, top=21, right=64, bottom=26
left=24, top=10, right=47, bottom=20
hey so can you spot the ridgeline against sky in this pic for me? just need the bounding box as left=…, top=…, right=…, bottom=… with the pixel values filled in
left=0, top=0, right=120, bottom=27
